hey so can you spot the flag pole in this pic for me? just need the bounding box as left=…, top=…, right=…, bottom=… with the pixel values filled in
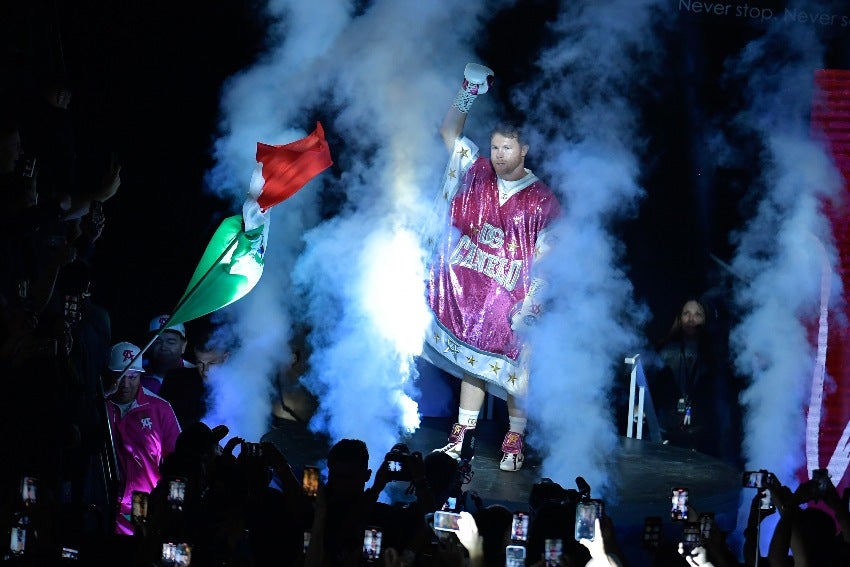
left=108, top=231, right=242, bottom=390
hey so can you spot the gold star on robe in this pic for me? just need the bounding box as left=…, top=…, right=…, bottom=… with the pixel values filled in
left=466, top=355, right=477, bottom=366
left=458, top=147, right=470, bottom=159
left=490, top=362, right=502, bottom=374
left=507, top=373, right=518, bottom=385
left=448, top=169, right=457, bottom=179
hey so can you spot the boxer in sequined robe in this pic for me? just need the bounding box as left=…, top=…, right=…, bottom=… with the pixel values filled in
left=425, top=64, right=560, bottom=471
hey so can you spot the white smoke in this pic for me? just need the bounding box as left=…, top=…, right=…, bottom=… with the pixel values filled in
left=202, top=0, right=504, bottom=469
left=516, top=0, right=664, bottom=498
left=718, top=1, right=845, bottom=550
left=201, top=284, right=288, bottom=442
left=198, top=0, right=353, bottom=441
left=288, top=0, right=502, bottom=467
left=727, top=10, right=843, bottom=488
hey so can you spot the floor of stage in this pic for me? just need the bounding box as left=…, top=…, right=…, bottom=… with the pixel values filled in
left=263, top=415, right=743, bottom=565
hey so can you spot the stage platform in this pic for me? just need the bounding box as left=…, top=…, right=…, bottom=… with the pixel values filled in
left=263, top=415, right=743, bottom=566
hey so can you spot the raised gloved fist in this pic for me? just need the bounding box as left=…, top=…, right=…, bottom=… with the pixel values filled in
left=462, top=63, right=494, bottom=95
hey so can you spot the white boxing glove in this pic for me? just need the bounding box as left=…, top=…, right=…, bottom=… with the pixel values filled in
left=453, top=63, right=494, bottom=113
left=463, top=63, right=494, bottom=95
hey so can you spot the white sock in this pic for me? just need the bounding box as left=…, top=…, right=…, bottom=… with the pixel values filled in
left=458, top=408, right=479, bottom=428
left=508, top=416, right=527, bottom=435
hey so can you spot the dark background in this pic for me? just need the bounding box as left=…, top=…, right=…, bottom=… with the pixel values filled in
left=2, top=0, right=267, bottom=344
left=3, top=0, right=848, bottom=347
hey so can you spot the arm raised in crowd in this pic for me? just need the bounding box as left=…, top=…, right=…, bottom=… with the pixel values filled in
left=766, top=482, right=799, bottom=567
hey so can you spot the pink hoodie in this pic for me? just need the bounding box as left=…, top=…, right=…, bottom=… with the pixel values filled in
left=107, top=386, right=181, bottom=535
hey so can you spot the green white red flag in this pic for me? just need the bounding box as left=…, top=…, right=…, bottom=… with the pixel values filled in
left=168, top=122, right=332, bottom=327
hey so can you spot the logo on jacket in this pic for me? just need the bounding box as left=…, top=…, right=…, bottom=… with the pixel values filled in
left=140, top=417, right=152, bottom=431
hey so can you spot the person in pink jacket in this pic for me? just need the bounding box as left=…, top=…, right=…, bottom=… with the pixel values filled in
left=103, top=341, right=181, bottom=535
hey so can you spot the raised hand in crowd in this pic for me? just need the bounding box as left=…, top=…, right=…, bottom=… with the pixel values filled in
left=454, top=511, right=484, bottom=567
left=222, top=435, right=244, bottom=457
left=761, top=475, right=819, bottom=567
left=681, top=545, right=715, bottom=567
left=580, top=518, right=623, bottom=567
left=95, top=151, right=122, bottom=203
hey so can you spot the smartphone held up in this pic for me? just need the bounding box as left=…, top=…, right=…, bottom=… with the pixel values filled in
left=511, top=511, right=529, bottom=542
left=544, top=538, right=562, bottom=567
left=670, top=487, right=689, bottom=521
left=363, top=527, right=382, bottom=563
left=574, top=499, right=603, bottom=541
left=680, top=522, right=701, bottom=555
left=433, top=510, right=462, bottom=533
left=505, top=544, right=526, bottom=567
left=742, top=470, right=775, bottom=489
left=302, top=466, right=319, bottom=498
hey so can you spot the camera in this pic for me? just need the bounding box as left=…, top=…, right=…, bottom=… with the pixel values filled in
left=528, top=478, right=580, bottom=513
left=383, top=443, right=413, bottom=482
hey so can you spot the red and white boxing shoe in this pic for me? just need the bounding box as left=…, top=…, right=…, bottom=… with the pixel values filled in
left=434, top=423, right=473, bottom=460
left=499, top=431, right=525, bottom=472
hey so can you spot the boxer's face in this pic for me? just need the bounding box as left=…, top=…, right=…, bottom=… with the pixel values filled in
left=490, top=133, right=528, bottom=181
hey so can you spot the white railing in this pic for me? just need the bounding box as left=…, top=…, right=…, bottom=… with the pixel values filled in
left=624, top=354, right=662, bottom=442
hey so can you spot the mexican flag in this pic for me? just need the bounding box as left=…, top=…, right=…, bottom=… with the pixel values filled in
left=168, top=122, right=332, bottom=327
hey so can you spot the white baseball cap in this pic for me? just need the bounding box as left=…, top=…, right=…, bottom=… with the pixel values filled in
left=108, top=341, right=145, bottom=372
left=149, top=314, right=186, bottom=339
